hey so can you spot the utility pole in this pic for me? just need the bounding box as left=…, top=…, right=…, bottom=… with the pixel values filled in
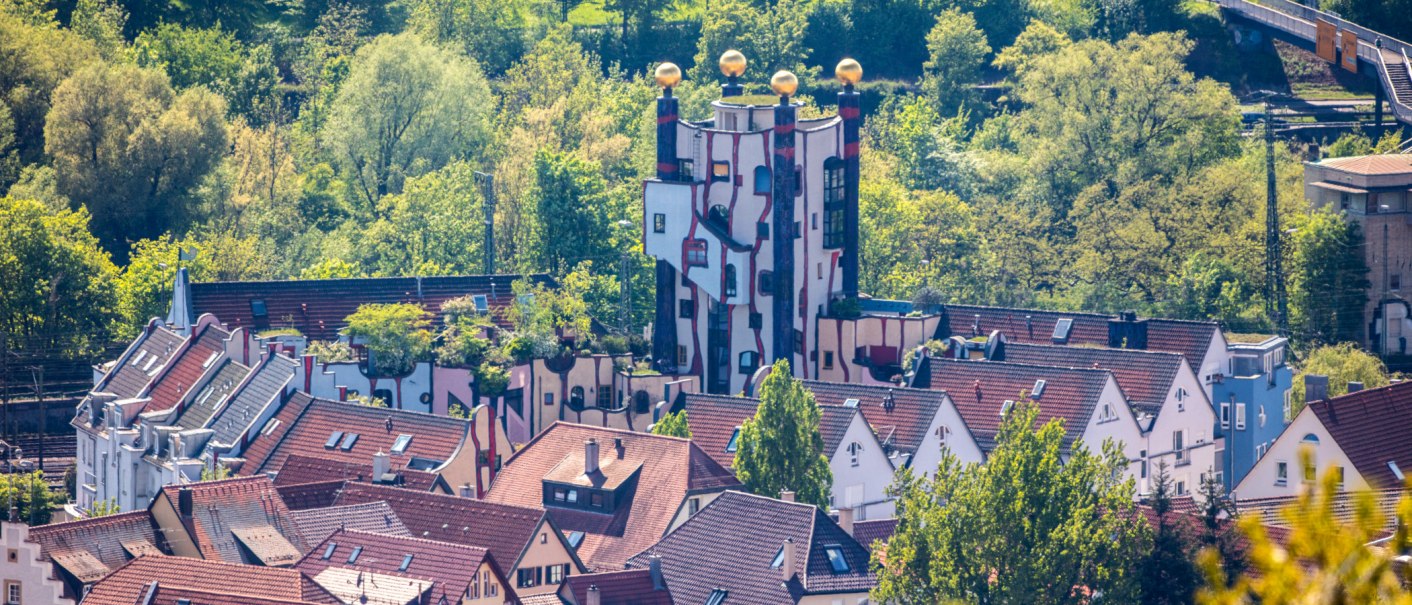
left=1, top=331, right=7, bottom=466
left=30, top=365, right=43, bottom=473
left=619, top=252, right=632, bottom=334
left=474, top=171, right=496, bottom=275
left=1265, top=101, right=1289, bottom=335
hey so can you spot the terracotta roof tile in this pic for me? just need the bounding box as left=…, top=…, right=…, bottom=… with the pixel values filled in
left=484, top=423, right=739, bottom=570
left=331, top=481, right=550, bottom=571
left=852, top=518, right=897, bottom=551
left=1000, top=343, right=1186, bottom=416
left=683, top=394, right=857, bottom=468
left=919, top=358, right=1114, bottom=451
left=802, top=381, right=954, bottom=457
left=1317, top=154, right=1412, bottom=176
left=273, top=453, right=442, bottom=491
left=1306, top=381, right=1412, bottom=487
left=190, top=274, right=553, bottom=340
left=143, top=323, right=231, bottom=414
left=239, top=391, right=321, bottom=476
left=1236, top=487, right=1403, bottom=539
left=245, top=394, right=470, bottom=476
left=26, top=511, right=163, bottom=583
left=296, top=529, right=509, bottom=604
left=156, top=475, right=306, bottom=564
left=562, top=569, right=672, bottom=604
left=628, top=491, right=874, bottom=602
left=81, top=555, right=341, bottom=605
left=289, top=501, right=412, bottom=546
left=141, top=585, right=324, bottom=605
left=96, top=325, right=186, bottom=400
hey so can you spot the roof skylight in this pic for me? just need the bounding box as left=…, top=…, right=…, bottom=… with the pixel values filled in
left=824, top=544, right=850, bottom=573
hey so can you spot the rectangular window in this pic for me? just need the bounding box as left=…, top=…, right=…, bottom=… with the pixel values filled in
left=1394, top=274, right=1403, bottom=291
left=1334, top=465, right=1345, bottom=486
left=726, top=427, right=741, bottom=453
left=517, top=569, right=538, bottom=588
left=689, top=497, right=701, bottom=515
left=346, top=546, right=363, bottom=564
left=250, top=299, right=268, bottom=318
left=399, top=554, right=414, bottom=572
left=1276, top=461, right=1288, bottom=485
left=824, top=545, right=850, bottom=573
left=712, top=161, right=731, bottom=182
left=554, top=487, right=566, bottom=502
left=684, top=239, right=708, bottom=267
left=812, top=212, right=818, bottom=230
left=340, top=433, right=359, bottom=451
left=824, top=351, right=835, bottom=370
left=6, top=581, right=18, bottom=605
left=678, top=159, right=694, bottom=180
left=677, top=345, right=687, bottom=367
left=757, top=222, right=769, bottom=240
left=596, top=389, right=613, bottom=410
left=566, top=489, right=578, bottom=503
left=1235, top=403, right=1247, bottom=430
left=547, top=564, right=566, bottom=585
left=679, top=300, right=695, bottom=318
left=749, top=312, right=762, bottom=329
left=325, top=431, right=344, bottom=449
left=759, top=271, right=774, bottom=296
left=390, top=434, right=413, bottom=454
left=1220, top=403, right=1230, bottom=429
left=590, top=491, right=604, bottom=508
left=1173, top=431, right=1187, bottom=465
left=653, top=213, right=666, bottom=233
left=544, top=393, right=554, bottom=406
left=823, top=161, right=846, bottom=248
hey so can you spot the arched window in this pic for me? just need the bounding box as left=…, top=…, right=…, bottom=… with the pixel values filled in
left=822, top=157, right=845, bottom=248
left=708, top=204, right=730, bottom=233
left=633, top=390, right=651, bottom=414
left=724, top=264, right=737, bottom=298
left=1301, top=433, right=1320, bottom=445
left=738, top=351, right=758, bottom=374
left=569, top=386, right=585, bottom=411
left=754, top=166, right=771, bottom=194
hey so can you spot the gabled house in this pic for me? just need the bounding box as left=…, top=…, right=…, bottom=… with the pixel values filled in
left=482, top=423, right=740, bottom=572
left=682, top=392, right=896, bottom=519
left=238, top=392, right=507, bottom=498
left=149, top=475, right=307, bottom=566
left=626, top=490, right=875, bottom=604
left=79, top=555, right=341, bottom=605
left=913, top=357, right=1146, bottom=477
left=296, top=529, right=519, bottom=605
left=553, top=567, right=673, bottom=605
left=998, top=343, right=1220, bottom=496
left=328, top=481, right=586, bottom=598
left=802, top=380, right=984, bottom=476
left=287, top=501, right=412, bottom=546
left=1235, top=380, right=1412, bottom=500
left=272, top=453, right=449, bottom=492
left=3, top=511, right=165, bottom=604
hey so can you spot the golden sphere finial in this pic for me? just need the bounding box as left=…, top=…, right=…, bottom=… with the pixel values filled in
left=654, top=62, right=682, bottom=89
left=719, top=50, right=747, bottom=78
left=835, top=58, right=862, bottom=86
left=770, top=70, right=798, bottom=97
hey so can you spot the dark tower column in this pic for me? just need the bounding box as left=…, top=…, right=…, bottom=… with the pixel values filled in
left=652, top=63, right=681, bottom=372
left=771, top=71, right=799, bottom=369
left=837, top=59, right=863, bottom=299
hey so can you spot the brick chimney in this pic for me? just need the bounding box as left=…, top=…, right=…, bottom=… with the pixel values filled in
left=781, top=538, right=795, bottom=581
left=649, top=555, right=666, bottom=590
left=585, top=439, right=600, bottom=475
left=779, top=490, right=794, bottom=502
left=838, top=507, right=854, bottom=537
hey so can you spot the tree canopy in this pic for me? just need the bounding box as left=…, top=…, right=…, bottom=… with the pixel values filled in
left=733, top=359, right=833, bottom=509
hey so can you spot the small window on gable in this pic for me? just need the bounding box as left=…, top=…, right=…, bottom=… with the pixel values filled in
left=325, top=431, right=344, bottom=449
left=340, top=433, right=359, bottom=451
left=250, top=299, right=268, bottom=318
left=654, top=213, right=667, bottom=233
left=1301, top=433, right=1320, bottom=446
left=726, top=427, right=741, bottom=453
left=399, top=554, right=414, bottom=571
left=824, top=545, right=850, bottom=573
left=754, top=166, right=771, bottom=194
left=391, top=434, right=413, bottom=454
left=712, top=161, right=731, bottom=182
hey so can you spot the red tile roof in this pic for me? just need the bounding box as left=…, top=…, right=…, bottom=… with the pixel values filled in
left=156, top=475, right=306, bottom=564
left=288, top=501, right=412, bottom=546
left=331, top=481, right=559, bottom=572
left=851, top=518, right=897, bottom=551
left=484, top=423, right=740, bottom=571
left=561, top=569, right=673, bottom=604
left=143, top=323, right=230, bottom=414
left=273, top=453, right=443, bottom=491
left=244, top=394, right=471, bottom=477
left=142, top=585, right=325, bottom=605
left=999, top=343, right=1187, bottom=416
left=628, top=490, right=875, bottom=602
left=1236, top=487, right=1403, bottom=540
left=919, top=358, right=1116, bottom=451
left=296, top=529, right=511, bottom=604
left=1317, top=153, right=1412, bottom=176
left=803, top=381, right=957, bottom=459
left=96, top=325, right=186, bottom=400
left=940, top=305, right=1222, bottom=372
left=190, top=274, right=553, bottom=340
left=26, top=511, right=163, bottom=584
left=81, top=555, right=341, bottom=605
left=1305, top=381, right=1412, bottom=488
left=683, top=393, right=858, bottom=469
left=277, top=479, right=346, bottom=511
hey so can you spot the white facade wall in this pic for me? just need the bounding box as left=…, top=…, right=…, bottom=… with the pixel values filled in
left=0, top=522, right=72, bottom=605
left=1233, top=408, right=1367, bottom=500
left=1080, top=379, right=1147, bottom=482
left=906, top=395, right=985, bottom=477
left=1142, top=362, right=1220, bottom=497
left=828, top=414, right=895, bottom=521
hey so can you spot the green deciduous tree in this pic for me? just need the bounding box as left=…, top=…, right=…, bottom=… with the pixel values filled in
left=993, top=19, right=1071, bottom=76
left=0, top=197, right=118, bottom=357
left=530, top=149, right=615, bottom=275
left=873, top=400, right=1146, bottom=604
left=0, top=471, right=61, bottom=525
left=325, top=32, right=492, bottom=210
left=692, top=0, right=817, bottom=83
left=1196, top=472, right=1246, bottom=585
left=133, top=22, right=280, bottom=120
left=651, top=409, right=691, bottom=438
left=399, top=0, right=534, bottom=75
left=1289, top=342, right=1388, bottom=411
left=45, top=62, right=228, bottom=259
left=0, top=5, right=98, bottom=163
left=69, top=0, right=127, bottom=60
left=733, top=360, right=833, bottom=509
left=344, top=303, right=433, bottom=376
left=1288, top=209, right=1370, bottom=345
left=507, top=269, right=594, bottom=358
left=357, top=161, right=488, bottom=277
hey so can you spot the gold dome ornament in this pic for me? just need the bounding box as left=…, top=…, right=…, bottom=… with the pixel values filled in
left=835, top=58, right=862, bottom=87
left=654, top=62, right=682, bottom=90
left=719, top=50, right=747, bottom=78
left=770, top=70, right=798, bottom=98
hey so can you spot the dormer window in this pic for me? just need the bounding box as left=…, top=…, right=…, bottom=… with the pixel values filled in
left=726, top=427, right=741, bottom=453
left=824, top=544, right=850, bottom=573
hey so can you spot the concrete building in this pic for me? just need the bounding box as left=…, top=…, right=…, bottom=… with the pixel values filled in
left=1304, top=153, right=1412, bottom=355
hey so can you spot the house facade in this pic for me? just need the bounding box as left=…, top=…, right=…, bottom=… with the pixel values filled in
left=804, top=381, right=984, bottom=477
left=0, top=521, right=72, bottom=605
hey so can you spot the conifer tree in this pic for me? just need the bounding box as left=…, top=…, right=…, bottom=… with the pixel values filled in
left=1139, top=463, right=1201, bottom=604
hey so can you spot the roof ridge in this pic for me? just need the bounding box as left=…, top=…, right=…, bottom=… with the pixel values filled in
left=28, top=510, right=153, bottom=535
left=551, top=420, right=698, bottom=443
left=1006, top=342, right=1185, bottom=359
left=944, top=303, right=1113, bottom=319
left=934, top=357, right=1114, bottom=378
left=192, top=273, right=542, bottom=287
left=308, top=397, right=472, bottom=423
left=329, top=527, right=490, bottom=553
